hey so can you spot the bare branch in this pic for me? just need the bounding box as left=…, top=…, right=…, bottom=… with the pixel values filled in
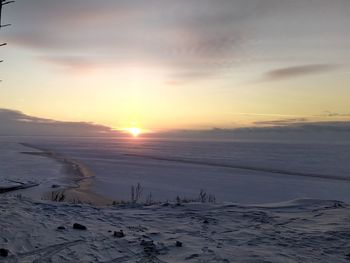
left=2, top=1, right=15, bottom=6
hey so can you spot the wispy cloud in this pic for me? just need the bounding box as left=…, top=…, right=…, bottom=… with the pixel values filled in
left=5, top=0, right=252, bottom=79
left=232, top=112, right=350, bottom=127
left=6, top=0, right=349, bottom=82
left=226, top=112, right=309, bottom=118
left=264, top=64, right=339, bottom=81
left=318, top=111, right=350, bottom=118
left=153, top=120, right=350, bottom=142
left=254, top=118, right=309, bottom=126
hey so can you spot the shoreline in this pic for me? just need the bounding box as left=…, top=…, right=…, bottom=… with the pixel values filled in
left=20, top=143, right=112, bottom=206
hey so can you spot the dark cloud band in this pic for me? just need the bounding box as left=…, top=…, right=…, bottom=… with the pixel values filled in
left=265, top=64, right=339, bottom=81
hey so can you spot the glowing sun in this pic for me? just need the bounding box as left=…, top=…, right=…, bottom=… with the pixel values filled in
left=125, top=127, right=142, bottom=137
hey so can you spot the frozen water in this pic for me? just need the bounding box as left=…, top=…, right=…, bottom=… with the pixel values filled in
left=0, top=136, right=73, bottom=199
left=13, top=136, right=350, bottom=204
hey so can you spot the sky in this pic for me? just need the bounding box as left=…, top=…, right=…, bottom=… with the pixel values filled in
left=1, top=0, right=350, bottom=132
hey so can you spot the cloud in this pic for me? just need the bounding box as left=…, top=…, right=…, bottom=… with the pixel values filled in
left=264, top=64, right=339, bottom=81
left=253, top=118, right=309, bottom=126
left=39, top=55, right=105, bottom=70
left=318, top=111, right=350, bottom=118
left=5, top=0, right=254, bottom=79
left=151, top=120, right=350, bottom=142
left=0, top=109, right=117, bottom=136
left=6, top=0, right=348, bottom=82
left=223, top=121, right=350, bottom=133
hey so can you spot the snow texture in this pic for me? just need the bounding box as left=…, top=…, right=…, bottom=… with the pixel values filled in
left=1, top=196, right=350, bottom=262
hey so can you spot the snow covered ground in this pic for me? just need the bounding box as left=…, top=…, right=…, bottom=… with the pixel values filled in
left=1, top=136, right=350, bottom=262
left=1, top=196, right=350, bottom=262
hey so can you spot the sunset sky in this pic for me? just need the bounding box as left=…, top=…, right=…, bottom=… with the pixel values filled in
left=1, top=0, right=350, bottom=132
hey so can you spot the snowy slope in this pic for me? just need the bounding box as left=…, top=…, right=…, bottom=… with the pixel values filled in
left=1, top=196, right=350, bottom=262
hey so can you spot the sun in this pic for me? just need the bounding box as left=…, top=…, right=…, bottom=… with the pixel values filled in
left=124, top=127, right=142, bottom=137
left=120, top=126, right=149, bottom=138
